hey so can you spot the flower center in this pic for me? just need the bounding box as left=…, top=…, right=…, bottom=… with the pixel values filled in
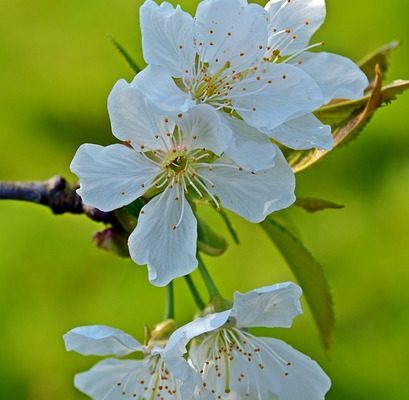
left=141, top=140, right=222, bottom=224
left=114, top=354, right=181, bottom=400
left=164, top=149, right=189, bottom=175
left=179, top=51, right=273, bottom=115
left=193, top=328, right=290, bottom=398
left=190, top=60, right=232, bottom=105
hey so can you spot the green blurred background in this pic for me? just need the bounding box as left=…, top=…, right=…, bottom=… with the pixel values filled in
left=0, top=0, right=408, bottom=398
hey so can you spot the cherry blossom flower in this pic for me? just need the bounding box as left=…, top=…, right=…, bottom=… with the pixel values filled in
left=63, top=325, right=208, bottom=400
left=264, top=0, right=369, bottom=149
left=135, top=0, right=367, bottom=152
left=136, top=0, right=323, bottom=140
left=164, top=282, right=331, bottom=399
left=70, top=82, right=295, bottom=286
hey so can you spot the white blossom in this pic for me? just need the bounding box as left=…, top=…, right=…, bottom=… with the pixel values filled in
left=135, top=0, right=367, bottom=152
left=261, top=0, right=369, bottom=150
left=136, top=0, right=323, bottom=142
left=63, top=325, right=208, bottom=400
left=70, top=82, right=295, bottom=286
left=164, top=282, right=331, bottom=399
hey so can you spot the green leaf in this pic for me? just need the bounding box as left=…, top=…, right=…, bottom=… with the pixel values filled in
left=287, top=44, right=408, bottom=173
left=110, top=36, right=141, bottom=73
left=358, top=41, right=400, bottom=83
left=295, top=198, right=344, bottom=213
left=310, top=41, right=405, bottom=129
left=261, top=216, right=335, bottom=352
left=289, top=66, right=409, bottom=173
left=197, top=218, right=228, bottom=256
left=314, top=99, right=366, bottom=127
left=379, top=79, right=409, bottom=103
left=314, top=78, right=409, bottom=128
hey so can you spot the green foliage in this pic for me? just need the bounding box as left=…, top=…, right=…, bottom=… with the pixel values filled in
left=288, top=43, right=409, bottom=174
left=261, top=216, right=335, bottom=352
left=314, top=78, right=409, bottom=128
left=295, top=198, right=344, bottom=213
left=110, top=36, right=141, bottom=74
left=290, top=72, right=409, bottom=173
left=197, top=218, right=228, bottom=256
left=359, top=41, right=401, bottom=83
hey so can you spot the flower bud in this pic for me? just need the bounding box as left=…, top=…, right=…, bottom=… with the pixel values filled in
left=92, top=227, right=129, bottom=258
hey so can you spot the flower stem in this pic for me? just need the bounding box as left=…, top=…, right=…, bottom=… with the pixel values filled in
left=164, top=281, right=175, bottom=320
left=219, top=208, right=240, bottom=245
left=197, top=253, right=220, bottom=300
left=184, top=275, right=206, bottom=310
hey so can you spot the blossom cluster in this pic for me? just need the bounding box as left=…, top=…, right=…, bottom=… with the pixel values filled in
left=66, top=0, right=368, bottom=398
left=65, top=283, right=331, bottom=399
left=71, top=0, right=367, bottom=287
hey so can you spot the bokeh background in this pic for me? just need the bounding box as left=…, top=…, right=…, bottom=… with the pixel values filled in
left=0, top=0, right=408, bottom=398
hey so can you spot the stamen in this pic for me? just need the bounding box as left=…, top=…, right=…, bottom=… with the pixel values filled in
left=212, top=103, right=253, bottom=112
left=151, top=172, right=166, bottom=186
left=196, top=162, right=240, bottom=170
left=192, top=168, right=216, bottom=186
left=268, top=30, right=293, bottom=55
left=228, top=79, right=271, bottom=99
left=140, top=151, right=162, bottom=167
left=193, top=176, right=220, bottom=209
left=185, top=172, right=204, bottom=198
left=152, top=172, right=170, bottom=190
left=282, top=41, right=326, bottom=64
left=194, top=153, right=212, bottom=162
left=180, top=175, right=189, bottom=195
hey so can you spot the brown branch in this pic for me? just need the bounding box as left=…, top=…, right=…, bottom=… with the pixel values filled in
left=0, top=176, right=116, bottom=225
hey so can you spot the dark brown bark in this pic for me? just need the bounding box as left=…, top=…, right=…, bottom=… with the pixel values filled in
left=0, top=176, right=116, bottom=225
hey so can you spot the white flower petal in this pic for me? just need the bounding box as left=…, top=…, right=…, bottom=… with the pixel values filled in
left=160, top=355, right=214, bottom=400
left=223, top=116, right=277, bottom=171
left=230, top=282, right=303, bottom=329
left=255, top=337, right=332, bottom=400
left=128, top=185, right=198, bottom=286
left=140, top=0, right=195, bottom=77
left=70, top=144, right=160, bottom=212
left=164, top=311, right=231, bottom=359
left=188, top=328, right=272, bottom=399
left=189, top=329, right=330, bottom=399
left=75, top=357, right=184, bottom=400
left=293, top=51, right=369, bottom=103
left=75, top=359, right=143, bottom=400
left=163, top=313, right=232, bottom=399
left=230, top=63, right=323, bottom=132
left=63, top=326, right=143, bottom=357
left=269, top=113, right=332, bottom=150
left=190, top=330, right=255, bottom=398
left=133, top=65, right=195, bottom=115
left=177, top=105, right=232, bottom=155
left=266, top=0, right=326, bottom=56
left=195, top=0, right=268, bottom=73
left=197, top=148, right=295, bottom=223
left=108, top=79, right=173, bottom=151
